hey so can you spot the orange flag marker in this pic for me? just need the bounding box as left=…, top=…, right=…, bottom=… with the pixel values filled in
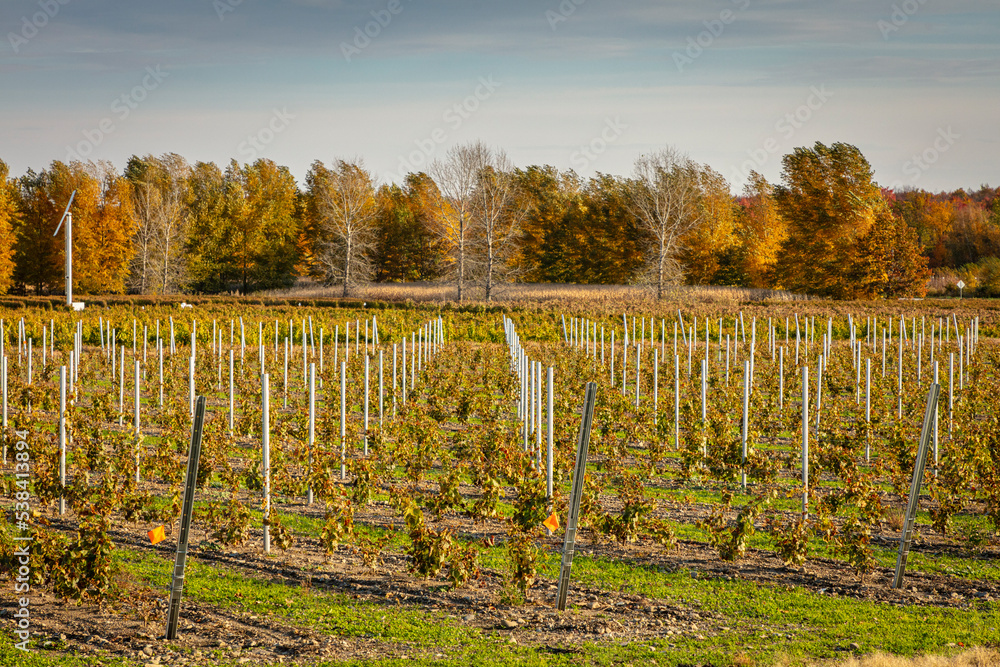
left=543, top=511, right=559, bottom=533
left=148, top=526, right=166, bottom=545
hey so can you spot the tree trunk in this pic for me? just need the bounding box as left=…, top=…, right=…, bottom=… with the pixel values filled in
left=485, top=243, right=493, bottom=302
left=160, top=234, right=171, bottom=294
left=343, top=235, right=351, bottom=298
left=657, top=238, right=666, bottom=300
left=457, top=217, right=465, bottom=303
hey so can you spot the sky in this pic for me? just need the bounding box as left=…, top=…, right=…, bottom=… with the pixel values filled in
left=1, top=0, right=998, bottom=193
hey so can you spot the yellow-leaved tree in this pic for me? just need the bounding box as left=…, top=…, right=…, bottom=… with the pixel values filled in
left=677, top=165, right=737, bottom=285
left=0, top=159, right=17, bottom=294
left=735, top=171, right=786, bottom=288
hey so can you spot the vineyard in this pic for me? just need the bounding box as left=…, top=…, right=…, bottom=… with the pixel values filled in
left=1, top=298, right=999, bottom=667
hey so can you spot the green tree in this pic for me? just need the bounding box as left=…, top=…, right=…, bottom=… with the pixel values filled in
left=186, top=159, right=300, bottom=293
left=372, top=173, right=446, bottom=282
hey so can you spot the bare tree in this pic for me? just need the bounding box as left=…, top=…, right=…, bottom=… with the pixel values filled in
left=429, top=141, right=525, bottom=302
left=125, top=159, right=158, bottom=293
left=428, top=143, right=482, bottom=302
left=469, top=148, right=526, bottom=301
left=125, top=153, right=190, bottom=293
left=309, top=159, right=379, bottom=297
left=626, top=147, right=707, bottom=299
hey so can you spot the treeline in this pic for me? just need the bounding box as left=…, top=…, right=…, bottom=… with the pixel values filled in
left=0, top=141, right=996, bottom=300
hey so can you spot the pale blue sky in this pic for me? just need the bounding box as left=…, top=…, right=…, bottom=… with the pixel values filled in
left=2, top=0, right=997, bottom=192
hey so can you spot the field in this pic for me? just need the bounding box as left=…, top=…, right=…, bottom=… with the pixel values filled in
left=1, top=296, right=999, bottom=667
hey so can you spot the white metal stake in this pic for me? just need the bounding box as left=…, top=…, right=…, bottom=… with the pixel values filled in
left=158, top=339, right=164, bottom=407
left=134, top=360, right=142, bottom=483
left=635, top=345, right=641, bottom=408
left=674, top=354, right=680, bottom=450
left=364, top=355, right=370, bottom=456
left=308, top=363, right=315, bottom=505
left=188, top=355, right=195, bottom=418
left=701, top=358, right=707, bottom=427
left=547, top=365, right=554, bottom=500
left=741, top=360, right=749, bottom=491
left=262, top=373, right=270, bottom=553
left=59, top=366, right=66, bottom=515
left=802, top=365, right=809, bottom=517
left=933, top=360, right=939, bottom=477
left=653, top=348, right=659, bottom=425
left=229, top=350, right=235, bottom=436
left=865, top=357, right=872, bottom=463
left=536, top=361, right=542, bottom=468
left=778, top=347, right=784, bottom=413
left=340, top=361, right=347, bottom=480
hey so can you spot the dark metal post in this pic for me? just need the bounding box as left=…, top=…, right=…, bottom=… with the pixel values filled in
left=556, top=382, right=598, bottom=611
left=893, top=383, right=940, bottom=590
left=165, top=395, right=207, bottom=640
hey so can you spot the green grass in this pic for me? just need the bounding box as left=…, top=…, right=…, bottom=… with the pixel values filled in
left=9, top=542, right=994, bottom=667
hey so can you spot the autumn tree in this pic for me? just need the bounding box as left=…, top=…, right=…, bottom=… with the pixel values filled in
left=186, top=159, right=300, bottom=293
left=852, top=209, right=930, bottom=298
left=307, top=159, right=379, bottom=297
left=577, top=174, right=647, bottom=284
left=372, top=173, right=446, bottom=282
left=677, top=166, right=737, bottom=285
left=510, top=165, right=577, bottom=282
left=0, top=160, right=16, bottom=295
left=75, top=161, right=137, bottom=293
left=773, top=142, right=885, bottom=298
left=125, top=153, right=191, bottom=293
left=12, top=161, right=135, bottom=295
left=512, top=169, right=644, bottom=285
left=730, top=171, right=787, bottom=288
left=625, top=147, right=708, bottom=298
left=12, top=169, right=62, bottom=293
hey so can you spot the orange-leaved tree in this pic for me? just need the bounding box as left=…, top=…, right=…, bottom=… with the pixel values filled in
left=773, top=142, right=884, bottom=299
